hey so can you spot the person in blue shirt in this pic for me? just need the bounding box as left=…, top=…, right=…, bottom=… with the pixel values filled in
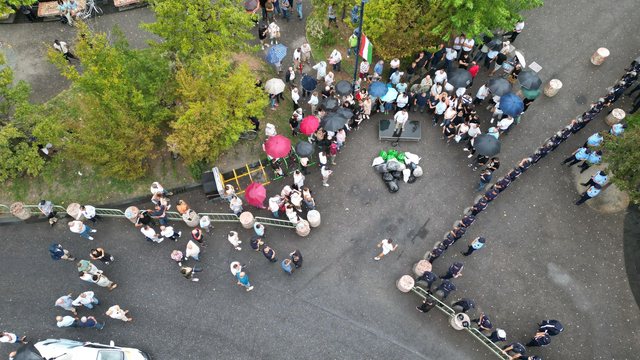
left=583, top=132, right=604, bottom=148
left=461, top=237, right=485, bottom=256
left=575, top=183, right=601, bottom=205
left=578, top=150, right=602, bottom=173
left=476, top=169, right=492, bottom=192
left=562, top=146, right=590, bottom=166
left=581, top=170, right=608, bottom=187
left=610, top=123, right=626, bottom=136
left=389, top=71, right=402, bottom=85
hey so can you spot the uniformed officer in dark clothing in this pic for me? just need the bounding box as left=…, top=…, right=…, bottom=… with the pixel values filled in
left=506, top=168, right=522, bottom=181
left=482, top=188, right=499, bottom=202
left=427, top=246, right=445, bottom=263
left=451, top=298, right=475, bottom=313
left=526, top=332, right=551, bottom=347
left=503, top=342, right=526, bottom=357
left=494, top=177, right=511, bottom=192
left=416, top=296, right=436, bottom=313
left=416, top=271, right=438, bottom=290
left=457, top=214, right=476, bottom=228
left=472, top=313, right=493, bottom=332
left=441, top=262, right=464, bottom=279
left=538, top=319, right=564, bottom=336
left=435, top=280, right=456, bottom=299
left=488, top=328, right=507, bottom=343
left=470, top=198, right=488, bottom=216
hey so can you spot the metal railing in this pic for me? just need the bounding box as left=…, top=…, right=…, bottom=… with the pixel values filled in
left=0, top=204, right=296, bottom=229
left=411, top=286, right=510, bottom=360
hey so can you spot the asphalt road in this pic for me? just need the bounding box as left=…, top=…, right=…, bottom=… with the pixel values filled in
left=1, top=1, right=640, bottom=359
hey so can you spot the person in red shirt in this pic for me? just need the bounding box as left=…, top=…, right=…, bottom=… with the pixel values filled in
left=468, top=61, right=480, bottom=86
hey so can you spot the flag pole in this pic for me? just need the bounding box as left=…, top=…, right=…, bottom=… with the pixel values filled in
left=352, top=0, right=367, bottom=91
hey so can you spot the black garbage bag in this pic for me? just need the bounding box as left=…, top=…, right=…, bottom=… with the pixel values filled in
left=382, top=172, right=394, bottom=182
left=373, top=164, right=388, bottom=173
left=407, top=175, right=417, bottom=183
left=386, top=180, right=399, bottom=192
left=408, top=162, right=417, bottom=171
left=390, top=171, right=403, bottom=180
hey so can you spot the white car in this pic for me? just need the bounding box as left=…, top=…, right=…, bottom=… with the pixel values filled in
left=32, top=338, right=150, bottom=360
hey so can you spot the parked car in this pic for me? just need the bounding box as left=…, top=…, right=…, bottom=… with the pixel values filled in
left=13, top=338, right=150, bottom=360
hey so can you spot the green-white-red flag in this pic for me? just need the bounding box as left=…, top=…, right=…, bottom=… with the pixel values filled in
left=359, top=34, right=373, bottom=63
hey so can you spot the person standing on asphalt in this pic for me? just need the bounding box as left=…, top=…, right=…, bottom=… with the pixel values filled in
left=191, top=228, right=205, bottom=247
left=180, top=266, right=202, bottom=282
left=417, top=271, right=438, bottom=290
left=269, top=195, right=282, bottom=217
left=68, top=220, right=97, bottom=240
left=502, top=342, right=526, bottom=357
left=451, top=298, right=475, bottom=313
left=562, top=146, right=590, bottom=167
left=575, top=183, right=602, bottom=205
left=77, top=260, right=102, bottom=276
left=91, top=273, right=118, bottom=291
left=79, top=205, right=99, bottom=224
left=49, top=243, right=75, bottom=261
left=53, top=40, right=78, bottom=62
left=427, top=246, right=445, bottom=263
left=526, top=331, right=551, bottom=347
left=262, top=245, right=278, bottom=262
left=258, top=21, right=269, bottom=50
left=476, top=169, right=493, bottom=192
left=583, top=132, right=604, bottom=148
left=55, top=293, right=78, bottom=315
left=56, top=315, right=79, bottom=328
left=160, top=225, right=182, bottom=242
left=230, top=195, right=244, bottom=216
left=320, top=165, right=333, bottom=187
left=538, top=319, right=564, bottom=336
left=106, top=305, right=132, bottom=322
left=374, top=239, right=397, bottom=261
left=578, top=150, right=602, bottom=173
left=38, top=200, right=58, bottom=226
left=435, top=280, right=456, bottom=299
left=72, top=291, right=99, bottom=310
left=461, top=237, right=486, bottom=256
left=416, top=296, right=436, bottom=314
left=281, top=258, right=294, bottom=274
left=236, top=271, right=254, bottom=291
left=0, top=332, right=27, bottom=344
left=250, top=235, right=265, bottom=252
left=472, top=313, right=493, bottom=333
left=228, top=231, right=242, bottom=251
left=441, top=262, right=464, bottom=280
left=581, top=170, right=608, bottom=187
left=149, top=204, right=169, bottom=227
left=140, top=225, right=163, bottom=243
left=290, top=249, right=303, bottom=268
left=489, top=328, right=507, bottom=343
left=185, top=240, right=201, bottom=261
left=78, top=316, right=104, bottom=330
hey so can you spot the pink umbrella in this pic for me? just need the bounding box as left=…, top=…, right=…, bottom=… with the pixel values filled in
left=244, top=182, right=267, bottom=208
left=299, top=115, right=320, bottom=135
left=264, top=134, right=291, bottom=158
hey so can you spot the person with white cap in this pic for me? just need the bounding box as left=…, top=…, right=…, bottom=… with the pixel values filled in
left=489, top=328, right=507, bottom=343
left=68, top=220, right=96, bottom=240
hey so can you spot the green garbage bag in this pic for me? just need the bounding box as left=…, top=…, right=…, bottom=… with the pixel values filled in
left=387, top=149, right=399, bottom=160
left=379, top=150, right=388, bottom=161
left=396, top=152, right=406, bottom=162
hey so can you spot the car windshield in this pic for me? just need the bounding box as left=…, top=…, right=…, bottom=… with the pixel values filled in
left=98, top=351, right=124, bottom=360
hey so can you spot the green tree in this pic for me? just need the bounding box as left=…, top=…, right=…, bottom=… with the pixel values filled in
left=166, top=54, right=268, bottom=165
left=605, top=114, right=640, bottom=204
left=0, top=53, right=45, bottom=182
left=143, top=0, right=255, bottom=64
left=0, top=0, right=35, bottom=15
left=48, top=23, right=173, bottom=180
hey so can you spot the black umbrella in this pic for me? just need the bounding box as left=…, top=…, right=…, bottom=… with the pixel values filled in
left=321, top=113, right=348, bottom=131
left=473, top=134, right=501, bottom=157
left=322, top=97, right=339, bottom=111
left=488, top=38, right=502, bottom=51
left=336, top=107, right=354, bottom=119
left=295, top=141, right=315, bottom=157
left=335, top=80, right=352, bottom=96
left=301, top=75, right=317, bottom=92
left=446, top=68, right=472, bottom=89
left=488, top=78, right=512, bottom=96
left=13, top=344, right=44, bottom=360
left=518, top=70, right=542, bottom=90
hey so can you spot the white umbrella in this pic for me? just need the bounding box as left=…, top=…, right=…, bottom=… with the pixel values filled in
left=514, top=51, right=526, bottom=68
left=264, top=78, right=286, bottom=95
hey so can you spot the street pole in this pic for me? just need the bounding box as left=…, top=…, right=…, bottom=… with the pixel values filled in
left=352, top=0, right=367, bottom=91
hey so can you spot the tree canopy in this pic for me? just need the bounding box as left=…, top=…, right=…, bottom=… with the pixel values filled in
left=605, top=114, right=640, bottom=204
left=0, top=0, right=35, bottom=15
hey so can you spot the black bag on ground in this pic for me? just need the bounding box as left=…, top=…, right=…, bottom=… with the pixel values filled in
left=390, top=171, right=403, bottom=180
left=382, top=172, right=394, bottom=182
left=386, top=180, right=399, bottom=193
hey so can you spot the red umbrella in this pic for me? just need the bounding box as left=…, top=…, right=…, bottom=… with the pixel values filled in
left=299, top=115, right=320, bottom=135
left=264, top=134, right=291, bottom=158
left=244, top=182, right=267, bottom=208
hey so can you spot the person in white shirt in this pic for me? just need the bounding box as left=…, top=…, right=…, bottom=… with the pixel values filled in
left=68, top=220, right=96, bottom=240
left=328, top=49, right=342, bottom=72
left=268, top=22, right=280, bottom=45
left=453, top=35, right=464, bottom=53
left=80, top=204, right=98, bottom=224
left=320, top=165, right=332, bottom=187
left=72, top=291, right=99, bottom=309
left=445, top=47, right=458, bottom=70
left=53, top=40, right=77, bottom=61
left=462, top=37, right=475, bottom=56
left=293, top=170, right=305, bottom=189
left=268, top=195, right=281, bottom=218
left=393, top=109, right=409, bottom=131
left=140, top=225, right=163, bottom=243
left=395, top=93, right=409, bottom=111
left=434, top=69, right=447, bottom=85
left=324, top=71, right=335, bottom=87
left=312, top=61, right=327, bottom=80
left=506, top=21, right=525, bottom=43
left=474, top=84, right=490, bottom=105
left=160, top=225, right=182, bottom=241
left=291, top=87, right=300, bottom=109
left=185, top=240, right=201, bottom=261
left=300, top=42, right=312, bottom=64
left=318, top=151, right=327, bottom=166
left=308, top=91, right=319, bottom=114
left=359, top=59, right=370, bottom=82
left=0, top=332, right=26, bottom=344
left=227, top=231, right=242, bottom=251
left=199, top=215, right=212, bottom=233
left=106, top=305, right=132, bottom=322
left=374, top=238, right=398, bottom=260
left=293, top=47, right=302, bottom=72
left=497, top=116, right=514, bottom=133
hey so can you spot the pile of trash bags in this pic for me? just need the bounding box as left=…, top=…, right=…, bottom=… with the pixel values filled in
left=372, top=149, right=423, bottom=193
